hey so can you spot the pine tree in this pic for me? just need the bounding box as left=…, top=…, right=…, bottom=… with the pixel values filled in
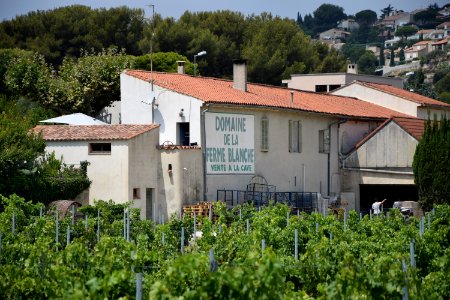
left=413, top=116, right=450, bottom=210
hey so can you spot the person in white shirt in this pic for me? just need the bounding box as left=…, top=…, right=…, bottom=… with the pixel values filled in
left=372, top=199, right=386, bottom=216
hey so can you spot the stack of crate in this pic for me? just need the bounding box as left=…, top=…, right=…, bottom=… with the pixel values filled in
left=183, top=202, right=214, bottom=219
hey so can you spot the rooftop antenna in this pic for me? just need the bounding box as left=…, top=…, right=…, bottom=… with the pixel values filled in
left=147, top=4, right=155, bottom=91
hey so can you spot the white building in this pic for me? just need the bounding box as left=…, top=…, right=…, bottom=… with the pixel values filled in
left=282, top=65, right=404, bottom=92
left=119, top=60, right=409, bottom=212
left=33, top=124, right=160, bottom=220
left=330, top=81, right=450, bottom=120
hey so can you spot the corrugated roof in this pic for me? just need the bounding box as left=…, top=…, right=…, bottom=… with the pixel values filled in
left=356, top=81, right=450, bottom=108
left=353, top=117, right=425, bottom=150
left=34, top=124, right=159, bottom=141
left=125, top=70, right=408, bottom=119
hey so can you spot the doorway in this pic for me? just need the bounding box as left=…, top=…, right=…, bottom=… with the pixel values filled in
left=177, top=122, right=190, bottom=146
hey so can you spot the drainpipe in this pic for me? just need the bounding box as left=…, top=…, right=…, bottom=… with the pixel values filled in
left=201, top=104, right=210, bottom=201
left=327, top=119, right=347, bottom=196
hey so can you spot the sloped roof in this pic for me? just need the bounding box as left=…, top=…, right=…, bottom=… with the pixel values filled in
left=40, top=113, right=106, bottom=125
left=125, top=70, right=408, bottom=119
left=356, top=81, right=450, bottom=108
left=437, top=21, right=450, bottom=28
left=354, top=117, right=425, bottom=150
left=432, top=39, right=448, bottom=45
left=413, top=40, right=433, bottom=46
left=34, top=124, right=159, bottom=141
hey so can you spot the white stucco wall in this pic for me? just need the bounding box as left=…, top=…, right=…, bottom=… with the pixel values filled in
left=45, top=140, right=129, bottom=204
left=158, top=149, right=203, bottom=219
left=343, top=122, right=418, bottom=169
left=204, top=106, right=340, bottom=200
left=96, top=100, right=121, bottom=124
left=284, top=74, right=403, bottom=91
left=339, top=120, right=381, bottom=154
left=121, top=73, right=203, bottom=145
left=331, top=84, right=420, bottom=117
left=417, top=107, right=450, bottom=120
left=128, top=129, right=160, bottom=220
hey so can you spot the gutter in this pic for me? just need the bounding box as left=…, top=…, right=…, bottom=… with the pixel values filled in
left=201, top=104, right=210, bottom=201
left=342, top=166, right=413, bottom=175
left=328, top=119, right=347, bottom=196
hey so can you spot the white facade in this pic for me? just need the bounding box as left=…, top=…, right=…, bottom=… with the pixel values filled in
left=121, top=73, right=203, bottom=145
left=282, top=73, right=403, bottom=92
left=341, top=121, right=418, bottom=212
left=331, top=82, right=450, bottom=120
left=44, top=128, right=159, bottom=220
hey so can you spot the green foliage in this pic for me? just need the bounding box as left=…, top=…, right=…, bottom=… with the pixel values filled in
left=312, top=4, right=346, bottom=35
left=0, top=95, right=90, bottom=203
left=357, top=51, right=378, bottom=74
left=389, top=49, right=395, bottom=67
left=355, top=10, right=377, bottom=26
left=399, top=48, right=405, bottom=62
left=0, top=5, right=144, bottom=65
left=133, top=51, right=194, bottom=74
left=380, top=4, right=394, bottom=20
left=4, top=52, right=54, bottom=105
left=413, top=117, right=450, bottom=210
left=55, top=48, right=134, bottom=115
left=341, top=43, right=366, bottom=63
left=395, top=26, right=418, bottom=39
left=1, top=197, right=450, bottom=298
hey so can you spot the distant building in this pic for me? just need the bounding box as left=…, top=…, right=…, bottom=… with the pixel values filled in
left=331, top=81, right=450, bottom=120
left=380, top=11, right=412, bottom=30
left=282, top=65, right=404, bottom=92
left=337, top=19, right=359, bottom=32
left=319, top=28, right=350, bottom=41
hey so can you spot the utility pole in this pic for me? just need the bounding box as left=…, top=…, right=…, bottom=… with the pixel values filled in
left=147, top=4, right=155, bottom=91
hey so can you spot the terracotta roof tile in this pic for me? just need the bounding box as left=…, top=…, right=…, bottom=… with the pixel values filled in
left=432, top=39, right=448, bottom=45
left=437, top=21, right=450, bottom=28
left=357, top=81, right=450, bottom=108
left=413, top=40, right=433, bottom=46
left=126, top=70, right=408, bottom=119
left=354, top=117, right=425, bottom=150
left=34, top=124, right=159, bottom=141
left=392, top=117, right=425, bottom=140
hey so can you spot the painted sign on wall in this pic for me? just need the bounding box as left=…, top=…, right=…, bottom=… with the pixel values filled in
left=205, top=112, right=254, bottom=174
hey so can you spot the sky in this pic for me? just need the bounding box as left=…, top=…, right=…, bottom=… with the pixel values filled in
left=0, top=0, right=448, bottom=21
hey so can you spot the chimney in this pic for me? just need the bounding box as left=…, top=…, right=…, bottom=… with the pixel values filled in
left=233, top=59, right=247, bottom=92
left=176, top=61, right=185, bottom=74
left=290, top=91, right=294, bottom=105
left=347, top=63, right=358, bottom=74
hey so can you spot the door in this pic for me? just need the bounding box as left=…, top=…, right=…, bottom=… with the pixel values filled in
left=145, top=188, right=153, bottom=220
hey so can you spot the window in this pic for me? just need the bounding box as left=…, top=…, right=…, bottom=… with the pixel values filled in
left=319, top=129, right=330, bottom=153
left=289, top=120, right=302, bottom=153
left=177, top=122, right=190, bottom=146
left=261, top=117, right=269, bottom=151
left=89, top=143, right=111, bottom=154
left=315, top=85, right=327, bottom=93
left=133, top=188, right=141, bottom=199
left=329, top=84, right=341, bottom=92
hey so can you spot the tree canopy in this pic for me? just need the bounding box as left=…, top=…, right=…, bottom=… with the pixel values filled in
left=355, top=10, right=377, bottom=26
left=395, top=26, right=418, bottom=39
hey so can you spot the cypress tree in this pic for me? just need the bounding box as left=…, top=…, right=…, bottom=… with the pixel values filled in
left=379, top=43, right=385, bottom=66
left=413, top=116, right=450, bottom=210
left=389, top=49, right=395, bottom=66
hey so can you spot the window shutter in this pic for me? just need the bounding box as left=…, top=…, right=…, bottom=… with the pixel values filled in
left=261, top=118, right=269, bottom=151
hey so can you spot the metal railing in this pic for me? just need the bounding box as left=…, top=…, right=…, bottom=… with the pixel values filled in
left=216, top=190, right=318, bottom=210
